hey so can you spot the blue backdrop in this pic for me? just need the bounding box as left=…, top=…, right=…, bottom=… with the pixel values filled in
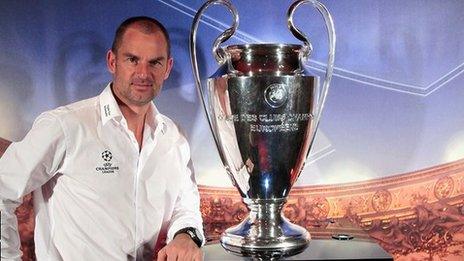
left=1, top=0, right=463, bottom=186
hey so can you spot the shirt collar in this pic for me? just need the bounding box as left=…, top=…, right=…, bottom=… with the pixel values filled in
left=99, top=83, right=167, bottom=135
left=146, top=101, right=164, bottom=133
left=99, top=83, right=124, bottom=126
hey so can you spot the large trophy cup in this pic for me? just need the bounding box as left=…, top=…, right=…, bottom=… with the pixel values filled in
left=190, top=0, right=335, bottom=258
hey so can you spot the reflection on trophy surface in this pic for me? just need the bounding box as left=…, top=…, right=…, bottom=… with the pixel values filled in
left=190, top=0, right=336, bottom=258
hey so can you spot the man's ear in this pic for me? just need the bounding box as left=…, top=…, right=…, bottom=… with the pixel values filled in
left=106, top=50, right=116, bottom=74
left=163, top=57, right=174, bottom=80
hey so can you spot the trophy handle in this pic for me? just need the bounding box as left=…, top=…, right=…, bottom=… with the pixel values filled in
left=189, top=0, right=239, bottom=152
left=287, top=0, right=336, bottom=146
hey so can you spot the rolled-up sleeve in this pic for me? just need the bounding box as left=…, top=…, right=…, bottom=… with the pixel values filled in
left=0, top=112, right=66, bottom=260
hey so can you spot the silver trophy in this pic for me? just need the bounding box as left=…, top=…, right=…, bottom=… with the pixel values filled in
left=190, top=0, right=335, bottom=258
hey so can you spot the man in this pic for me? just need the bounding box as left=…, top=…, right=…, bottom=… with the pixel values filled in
left=0, top=16, right=204, bottom=260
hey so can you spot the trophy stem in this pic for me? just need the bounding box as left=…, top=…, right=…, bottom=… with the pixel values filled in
left=220, top=198, right=310, bottom=259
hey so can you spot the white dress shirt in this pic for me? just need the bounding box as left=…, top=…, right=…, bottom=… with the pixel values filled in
left=0, top=84, right=204, bottom=260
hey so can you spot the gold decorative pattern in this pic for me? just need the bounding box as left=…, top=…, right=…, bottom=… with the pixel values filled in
left=0, top=137, right=10, bottom=157
left=284, top=196, right=331, bottom=229
left=372, top=189, right=392, bottom=212
left=434, top=176, right=454, bottom=200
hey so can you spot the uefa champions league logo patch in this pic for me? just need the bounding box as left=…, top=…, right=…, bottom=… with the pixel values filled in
left=96, top=150, right=119, bottom=174
left=101, top=150, right=113, bottom=161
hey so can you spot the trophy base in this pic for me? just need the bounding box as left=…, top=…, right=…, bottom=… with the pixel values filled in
left=220, top=199, right=310, bottom=259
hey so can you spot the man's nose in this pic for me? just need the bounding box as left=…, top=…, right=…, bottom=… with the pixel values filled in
left=135, top=62, right=149, bottom=79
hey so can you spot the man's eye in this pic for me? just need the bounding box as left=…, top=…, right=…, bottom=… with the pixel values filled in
left=128, top=57, right=138, bottom=64
left=150, top=61, right=162, bottom=67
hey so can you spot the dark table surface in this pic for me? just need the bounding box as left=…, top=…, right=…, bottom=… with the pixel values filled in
left=203, top=239, right=393, bottom=260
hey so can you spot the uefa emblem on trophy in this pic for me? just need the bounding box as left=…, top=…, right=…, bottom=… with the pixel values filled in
left=190, top=0, right=335, bottom=258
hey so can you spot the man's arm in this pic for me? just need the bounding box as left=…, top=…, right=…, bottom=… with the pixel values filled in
left=166, top=158, right=204, bottom=244
left=0, top=112, right=66, bottom=260
left=157, top=137, right=204, bottom=261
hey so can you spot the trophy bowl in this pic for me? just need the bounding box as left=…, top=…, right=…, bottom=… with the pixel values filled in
left=190, top=0, right=335, bottom=258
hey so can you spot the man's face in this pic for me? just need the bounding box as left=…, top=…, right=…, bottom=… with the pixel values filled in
left=107, top=26, right=173, bottom=106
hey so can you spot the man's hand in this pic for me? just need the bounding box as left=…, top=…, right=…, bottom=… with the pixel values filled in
left=157, top=233, right=203, bottom=261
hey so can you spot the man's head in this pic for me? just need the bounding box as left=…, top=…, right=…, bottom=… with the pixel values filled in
left=107, top=16, right=173, bottom=107
left=111, top=16, right=171, bottom=57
